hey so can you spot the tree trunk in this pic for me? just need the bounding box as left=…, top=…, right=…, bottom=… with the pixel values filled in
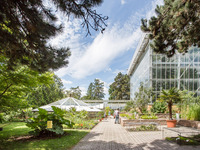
left=168, top=102, right=172, bottom=120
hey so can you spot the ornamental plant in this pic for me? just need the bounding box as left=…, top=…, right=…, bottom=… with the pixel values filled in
left=159, top=88, right=181, bottom=120
left=151, top=101, right=167, bottom=113
left=26, top=106, right=74, bottom=136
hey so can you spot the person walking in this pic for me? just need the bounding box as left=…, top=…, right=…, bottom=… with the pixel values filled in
left=114, top=108, right=120, bottom=124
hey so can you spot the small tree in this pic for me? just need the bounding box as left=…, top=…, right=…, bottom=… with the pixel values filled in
left=159, top=88, right=181, bottom=120
left=134, top=82, right=151, bottom=113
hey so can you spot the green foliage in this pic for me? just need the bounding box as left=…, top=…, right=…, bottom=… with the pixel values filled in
left=159, top=88, right=181, bottom=120
left=151, top=101, right=167, bottom=113
left=105, top=107, right=111, bottom=116
left=119, top=113, right=135, bottom=120
left=127, top=114, right=135, bottom=120
left=120, top=113, right=129, bottom=118
left=64, top=108, right=97, bottom=129
left=97, top=111, right=105, bottom=119
left=0, top=0, right=107, bottom=72
left=0, top=122, right=89, bottom=150
left=140, top=115, right=158, bottom=119
left=0, top=113, right=4, bottom=123
left=124, top=101, right=135, bottom=112
left=66, top=86, right=82, bottom=99
left=26, top=74, right=65, bottom=108
left=85, top=79, right=105, bottom=100
left=141, top=0, right=200, bottom=57
left=0, top=63, right=54, bottom=112
left=187, top=105, right=200, bottom=121
left=127, top=124, right=158, bottom=132
left=26, top=106, right=74, bottom=136
left=166, top=135, right=200, bottom=145
left=109, top=72, right=130, bottom=100
left=134, top=82, right=152, bottom=113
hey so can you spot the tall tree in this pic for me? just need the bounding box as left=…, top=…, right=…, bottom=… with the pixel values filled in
left=93, top=79, right=105, bottom=100
left=141, top=0, right=200, bottom=57
left=109, top=72, right=130, bottom=100
left=0, top=0, right=108, bottom=72
left=26, top=74, right=65, bottom=108
left=85, top=83, right=94, bottom=100
left=66, top=86, right=82, bottom=99
left=85, top=79, right=105, bottom=100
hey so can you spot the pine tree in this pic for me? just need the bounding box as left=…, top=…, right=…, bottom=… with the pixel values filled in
left=86, top=83, right=94, bottom=100
left=141, top=0, right=200, bottom=57
left=109, top=72, right=130, bottom=100
left=93, top=79, right=105, bottom=100
left=0, top=0, right=108, bottom=72
left=85, top=79, right=105, bottom=100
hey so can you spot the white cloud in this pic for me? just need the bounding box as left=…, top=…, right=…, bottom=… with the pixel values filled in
left=59, top=24, right=142, bottom=79
left=121, top=0, right=126, bottom=5
left=55, top=0, right=163, bottom=79
left=62, top=79, right=73, bottom=84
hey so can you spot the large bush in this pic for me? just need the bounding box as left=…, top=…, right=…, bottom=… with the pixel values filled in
left=151, top=101, right=167, bottom=113
left=26, top=106, right=74, bottom=136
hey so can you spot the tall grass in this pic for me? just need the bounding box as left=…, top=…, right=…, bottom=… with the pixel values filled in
left=187, top=105, right=200, bottom=121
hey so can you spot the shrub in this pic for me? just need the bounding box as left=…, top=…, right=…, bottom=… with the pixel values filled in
left=151, top=101, right=167, bottom=113
left=141, top=115, right=158, bottom=119
left=127, top=114, right=135, bottom=120
left=97, top=111, right=104, bottom=118
left=119, top=113, right=128, bottom=118
left=127, top=124, right=158, bottom=132
left=26, top=106, right=74, bottom=136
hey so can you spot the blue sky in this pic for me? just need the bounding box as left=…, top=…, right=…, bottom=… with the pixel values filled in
left=49, top=0, right=163, bottom=99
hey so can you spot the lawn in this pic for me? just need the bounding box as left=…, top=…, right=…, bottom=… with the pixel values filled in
left=0, top=122, right=89, bottom=150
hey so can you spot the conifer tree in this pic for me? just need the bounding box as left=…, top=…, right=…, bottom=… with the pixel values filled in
left=85, top=79, right=105, bottom=100
left=0, top=0, right=108, bottom=72
left=141, top=0, right=200, bottom=57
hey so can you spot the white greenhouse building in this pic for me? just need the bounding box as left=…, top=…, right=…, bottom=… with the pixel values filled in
left=33, top=97, right=101, bottom=112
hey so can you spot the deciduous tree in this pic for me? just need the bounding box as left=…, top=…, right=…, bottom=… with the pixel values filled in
left=66, top=86, right=82, bottom=99
left=109, top=72, right=130, bottom=100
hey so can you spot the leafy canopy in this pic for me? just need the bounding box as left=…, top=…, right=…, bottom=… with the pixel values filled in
left=141, top=0, right=200, bottom=57
left=109, top=72, right=130, bottom=100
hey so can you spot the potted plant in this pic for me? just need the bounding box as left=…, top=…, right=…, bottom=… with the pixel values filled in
left=159, top=88, right=181, bottom=128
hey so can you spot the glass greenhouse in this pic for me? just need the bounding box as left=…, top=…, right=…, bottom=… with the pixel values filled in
left=128, top=34, right=200, bottom=102
left=33, top=97, right=101, bottom=112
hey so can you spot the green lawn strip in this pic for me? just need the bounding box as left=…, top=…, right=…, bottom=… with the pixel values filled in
left=0, top=122, right=89, bottom=150
left=0, top=122, right=33, bottom=139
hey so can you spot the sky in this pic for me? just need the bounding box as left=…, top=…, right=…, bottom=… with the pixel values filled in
left=49, top=0, right=163, bottom=99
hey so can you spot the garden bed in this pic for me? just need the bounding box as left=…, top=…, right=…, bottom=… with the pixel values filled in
left=166, top=134, right=200, bottom=145
left=177, top=120, right=200, bottom=129
left=120, top=117, right=167, bottom=127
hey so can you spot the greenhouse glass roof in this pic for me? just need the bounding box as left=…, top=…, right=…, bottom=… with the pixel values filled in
left=33, top=97, right=101, bottom=112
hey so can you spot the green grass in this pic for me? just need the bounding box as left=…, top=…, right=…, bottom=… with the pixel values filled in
left=0, top=122, right=89, bottom=150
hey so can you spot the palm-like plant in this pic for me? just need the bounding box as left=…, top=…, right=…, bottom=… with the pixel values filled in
left=159, top=88, right=181, bottom=120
